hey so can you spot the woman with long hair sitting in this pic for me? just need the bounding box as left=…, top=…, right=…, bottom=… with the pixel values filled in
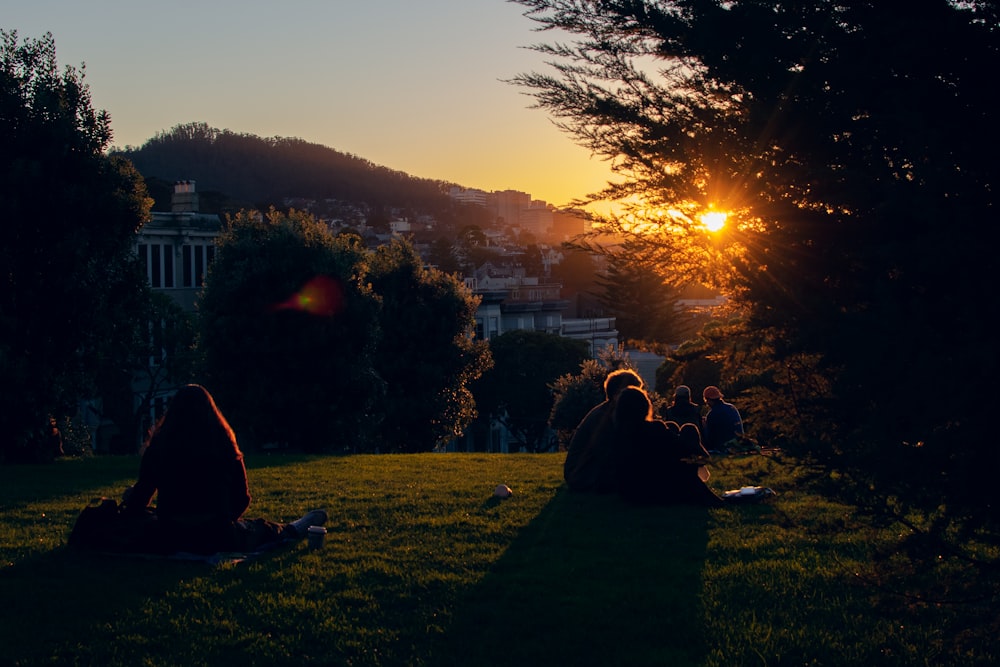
left=122, top=384, right=326, bottom=553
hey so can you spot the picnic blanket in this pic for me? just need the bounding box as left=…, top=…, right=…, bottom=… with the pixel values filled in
left=68, top=497, right=301, bottom=566
left=104, top=537, right=298, bottom=566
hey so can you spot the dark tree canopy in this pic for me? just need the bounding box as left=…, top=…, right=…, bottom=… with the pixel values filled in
left=594, top=245, right=684, bottom=348
left=0, top=30, right=152, bottom=460
left=116, top=122, right=456, bottom=214
left=198, top=209, right=383, bottom=452
left=199, top=212, right=491, bottom=453
left=473, top=330, right=590, bottom=451
left=368, top=239, right=492, bottom=452
left=513, top=2, right=1000, bottom=521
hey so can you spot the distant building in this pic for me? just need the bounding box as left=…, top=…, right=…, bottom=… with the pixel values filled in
left=449, top=186, right=489, bottom=207
left=519, top=202, right=554, bottom=238
left=550, top=208, right=590, bottom=241
left=389, top=218, right=412, bottom=235
left=136, top=181, right=222, bottom=312
left=492, top=189, right=531, bottom=227
left=560, top=316, right=620, bottom=357
left=465, top=263, right=575, bottom=341
left=130, top=181, right=223, bottom=449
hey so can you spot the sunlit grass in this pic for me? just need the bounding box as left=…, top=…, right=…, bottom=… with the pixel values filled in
left=1, top=453, right=996, bottom=666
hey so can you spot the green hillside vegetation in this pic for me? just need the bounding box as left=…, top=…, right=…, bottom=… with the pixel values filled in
left=114, top=122, right=458, bottom=216
left=2, top=453, right=996, bottom=666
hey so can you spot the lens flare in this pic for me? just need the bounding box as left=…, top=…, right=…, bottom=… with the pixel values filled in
left=271, top=275, right=343, bottom=317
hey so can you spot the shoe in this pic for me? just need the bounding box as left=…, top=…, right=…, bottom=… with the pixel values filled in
left=289, top=509, right=328, bottom=537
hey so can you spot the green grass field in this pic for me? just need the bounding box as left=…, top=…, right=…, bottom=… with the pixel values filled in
left=1, top=452, right=996, bottom=666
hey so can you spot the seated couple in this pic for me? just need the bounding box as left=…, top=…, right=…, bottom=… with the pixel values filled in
left=564, top=369, right=723, bottom=507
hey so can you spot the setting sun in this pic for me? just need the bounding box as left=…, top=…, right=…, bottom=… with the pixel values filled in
left=699, top=211, right=728, bottom=232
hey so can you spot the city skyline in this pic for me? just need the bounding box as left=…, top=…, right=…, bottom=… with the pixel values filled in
left=5, top=0, right=617, bottom=208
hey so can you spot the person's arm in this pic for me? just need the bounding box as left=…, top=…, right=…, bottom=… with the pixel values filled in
left=225, top=457, right=252, bottom=521
left=122, top=448, right=159, bottom=514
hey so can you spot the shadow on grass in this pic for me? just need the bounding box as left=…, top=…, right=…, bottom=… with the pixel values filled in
left=0, top=547, right=205, bottom=665
left=429, top=488, right=713, bottom=667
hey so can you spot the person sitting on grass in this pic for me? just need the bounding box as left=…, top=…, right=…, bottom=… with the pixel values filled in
left=122, top=384, right=326, bottom=554
left=613, top=386, right=724, bottom=507
left=564, top=368, right=644, bottom=493
left=701, top=385, right=745, bottom=454
left=662, top=385, right=703, bottom=439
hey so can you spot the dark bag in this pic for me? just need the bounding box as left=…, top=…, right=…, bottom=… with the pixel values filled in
left=69, top=497, right=160, bottom=552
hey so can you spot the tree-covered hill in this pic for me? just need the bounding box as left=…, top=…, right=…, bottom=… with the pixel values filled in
left=114, top=122, right=456, bottom=215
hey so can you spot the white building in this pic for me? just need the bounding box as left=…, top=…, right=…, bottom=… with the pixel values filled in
left=448, top=186, right=489, bottom=207
left=136, top=181, right=222, bottom=312
left=131, top=182, right=223, bottom=446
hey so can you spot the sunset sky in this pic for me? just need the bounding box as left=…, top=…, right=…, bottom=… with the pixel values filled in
left=5, top=0, right=617, bottom=207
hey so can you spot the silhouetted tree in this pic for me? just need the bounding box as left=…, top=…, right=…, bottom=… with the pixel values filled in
left=0, top=30, right=152, bottom=462
left=198, top=209, right=383, bottom=452
left=129, top=293, right=200, bottom=446
left=513, top=1, right=1000, bottom=529
left=550, top=247, right=602, bottom=317
left=473, top=330, right=590, bottom=451
left=519, top=244, right=546, bottom=278
left=548, top=346, right=636, bottom=450
left=595, top=246, right=683, bottom=349
left=427, top=236, right=462, bottom=275
left=368, top=239, right=492, bottom=452
left=117, top=122, right=455, bottom=215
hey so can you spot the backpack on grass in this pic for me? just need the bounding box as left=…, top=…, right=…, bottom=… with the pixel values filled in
left=68, top=497, right=160, bottom=553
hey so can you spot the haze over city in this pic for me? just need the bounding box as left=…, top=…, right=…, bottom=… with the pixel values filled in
left=5, top=0, right=617, bottom=207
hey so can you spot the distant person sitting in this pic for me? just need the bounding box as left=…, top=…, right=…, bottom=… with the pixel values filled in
left=564, top=368, right=644, bottom=493
left=663, top=385, right=703, bottom=438
left=122, top=384, right=326, bottom=554
left=701, top=385, right=744, bottom=454
left=613, top=386, right=723, bottom=507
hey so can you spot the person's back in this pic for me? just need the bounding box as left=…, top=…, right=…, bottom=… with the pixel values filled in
left=564, top=401, right=615, bottom=492
left=662, top=386, right=703, bottom=443
left=701, top=386, right=744, bottom=453
left=137, top=441, right=250, bottom=525
left=564, top=368, right=644, bottom=493
left=666, top=400, right=702, bottom=431
left=614, top=387, right=722, bottom=507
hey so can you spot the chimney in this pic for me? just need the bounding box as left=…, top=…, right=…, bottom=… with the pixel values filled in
left=171, top=180, right=199, bottom=213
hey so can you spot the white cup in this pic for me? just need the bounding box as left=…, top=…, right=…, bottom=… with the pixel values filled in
left=307, top=525, right=327, bottom=549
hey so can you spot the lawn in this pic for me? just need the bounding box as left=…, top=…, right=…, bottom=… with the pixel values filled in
left=1, top=452, right=996, bottom=666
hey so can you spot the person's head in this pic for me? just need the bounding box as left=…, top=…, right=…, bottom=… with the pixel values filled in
left=613, top=386, right=653, bottom=427
left=148, top=384, right=240, bottom=456
left=702, top=385, right=723, bottom=404
left=673, top=385, right=693, bottom=404
left=604, top=368, right=644, bottom=401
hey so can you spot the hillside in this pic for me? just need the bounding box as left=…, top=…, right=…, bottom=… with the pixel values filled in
left=114, top=122, right=457, bottom=215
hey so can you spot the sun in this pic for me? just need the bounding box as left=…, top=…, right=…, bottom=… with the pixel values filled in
left=699, top=211, right=728, bottom=232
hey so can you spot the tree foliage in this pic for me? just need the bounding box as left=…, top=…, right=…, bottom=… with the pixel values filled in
left=0, top=30, right=152, bottom=461
left=512, top=2, right=1000, bottom=525
left=548, top=345, right=638, bottom=449
left=198, top=209, right=383, bottom=452
left=198, top=212, right=491, bottom=453
left=473, top=330, right=590, bottom=451
left=116, top=122, right=456, bottom=213
left=594, top=244, right=684, bottom=348
left=368, top=239, right=492, bottom=452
